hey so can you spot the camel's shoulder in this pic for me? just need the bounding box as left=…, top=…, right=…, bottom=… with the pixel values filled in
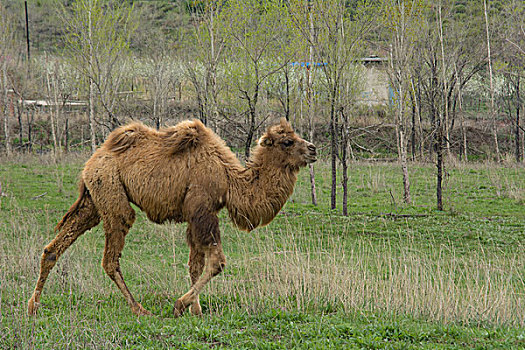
left=104, top=122, right=151, bottom=154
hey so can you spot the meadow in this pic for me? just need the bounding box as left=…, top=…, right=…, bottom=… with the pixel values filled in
left=1, top=153, right=524, bottom=349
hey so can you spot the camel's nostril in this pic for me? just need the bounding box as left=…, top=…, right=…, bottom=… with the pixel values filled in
left=307, top=144, right=317, bottom=159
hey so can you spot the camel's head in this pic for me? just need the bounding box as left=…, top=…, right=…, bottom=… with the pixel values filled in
left=257, top=118, right=317, bottom=171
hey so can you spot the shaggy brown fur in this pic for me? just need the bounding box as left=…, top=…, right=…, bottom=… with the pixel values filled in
left=28, top=118, right=316, bottom=317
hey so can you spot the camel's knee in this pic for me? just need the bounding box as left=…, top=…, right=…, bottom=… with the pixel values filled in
left=103, top=213, right=135, bottom=235
left=101, top=230, right=126, bottom=280
left=213, top=259, right=226, bottom=276
left=121, top=210, right=135, bottom=229
left=101, top=257, right=119, bottom=279
left=209, top=251, right=226, bottom=277
left=43, top=247, right=57, bottom=262
left=102, top=241, right=124, bottom=277
left=39, top=246, right=59, bottom=273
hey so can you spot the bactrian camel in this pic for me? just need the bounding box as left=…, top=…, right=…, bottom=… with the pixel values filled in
left=28, top=118, right=316, bottom=317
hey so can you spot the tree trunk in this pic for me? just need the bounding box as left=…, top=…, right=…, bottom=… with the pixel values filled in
left=484, top=0, right=501, bottom=162
left=515, top=77, right=521, bottom=162
left=394, top=104, right=412, bottom=204
left=330, top=92, right=337, bottom=211
left=460, top=109, right=467, bottom=161
left=459, top=87, right=467, bottom=161
left=399, top=129, right=411, bottom=204
left=64, top=117, right=69, bottom=153
left=307, top=93, right=317, bottom=207
left=340, top=108, right=349, bottom=216
left=436, top=115, right=443, bottom=211
left=307, top=2, right=317, bottom=206
left=2, top=64, right=12, bottom=156
left=392, top=44, right=411, bottom=204
left=46, top=68, right=60, bottom=158
left=89, top=79, right=96, bottom=152
left=417, top=83, right=424, bottom=160
left=88, top=9, right=96, bottom=153
left=244, top=108, right=255, bottom=159
left=17, top=101, right=23, bottom=149
left=153, top=92, right=159, bottom=130
left=284, top=70, right=290, bottom=121
left=437, top=4, right=451, bottom=160
left=26, top=107, right=33, bottom=151
left=411, top=102, right=416, bottom=161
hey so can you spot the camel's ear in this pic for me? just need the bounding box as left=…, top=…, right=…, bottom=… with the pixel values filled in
left=279, top=118, right=292, bottom=132
left=259, top=135, right=274, bottom=147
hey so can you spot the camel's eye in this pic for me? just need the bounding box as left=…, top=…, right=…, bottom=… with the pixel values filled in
left=282, top=139, right=294, bottom=147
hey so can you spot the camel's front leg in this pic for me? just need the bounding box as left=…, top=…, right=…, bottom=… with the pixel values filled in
left=178, top=192, right=225, bottom=317
left=187, top=240, right=205, bottom=316
left=174, top=243, right=226, bottom=317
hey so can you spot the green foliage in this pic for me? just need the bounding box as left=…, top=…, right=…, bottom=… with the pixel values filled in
left=61, top=0, right=135, bottom=73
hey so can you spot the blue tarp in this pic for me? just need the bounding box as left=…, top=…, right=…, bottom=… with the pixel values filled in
left=290, top=62, right=327, bottom=67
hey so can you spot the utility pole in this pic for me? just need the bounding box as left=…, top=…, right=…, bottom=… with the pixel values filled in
left=25, top=1, right=30, bottom=75
left=25, top=1, right=30, bottom=61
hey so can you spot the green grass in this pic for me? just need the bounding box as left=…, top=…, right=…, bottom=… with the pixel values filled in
left=1, top=153, right=524, bottom=349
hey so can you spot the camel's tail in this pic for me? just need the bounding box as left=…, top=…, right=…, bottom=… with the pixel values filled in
left=55, top=180, right=91, bottom=232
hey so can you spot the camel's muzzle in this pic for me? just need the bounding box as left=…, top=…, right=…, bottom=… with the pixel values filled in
left=305, top=142, right=317, bottom=163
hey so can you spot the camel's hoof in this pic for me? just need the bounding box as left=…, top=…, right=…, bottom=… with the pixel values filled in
left=190, top=303, right=202, bottom=317
left=132, top=303, right=152, bottom=316
left=137, top=308, right=152, bottom=316
left=173, top=299, right=186, bottom=318
left=27, top=298, right=40, bottom=316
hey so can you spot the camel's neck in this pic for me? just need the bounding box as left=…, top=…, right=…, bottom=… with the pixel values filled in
left=225, top=153, right=297, bottom=232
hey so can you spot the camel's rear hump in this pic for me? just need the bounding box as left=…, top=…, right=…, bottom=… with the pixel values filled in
left=161, top=120, right=204, bottom=154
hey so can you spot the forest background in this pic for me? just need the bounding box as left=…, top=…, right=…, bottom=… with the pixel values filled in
left=1, top=0, right=524, bottom=212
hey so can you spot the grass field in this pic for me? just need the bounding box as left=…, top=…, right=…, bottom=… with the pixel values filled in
left=1, top=153, right=524, bottom=349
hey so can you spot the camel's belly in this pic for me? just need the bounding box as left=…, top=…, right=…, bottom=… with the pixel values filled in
left=119, top=162, right=189, bottom=224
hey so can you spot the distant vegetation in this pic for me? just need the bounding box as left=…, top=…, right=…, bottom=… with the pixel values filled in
left=1, top=1, right=523, bottom=215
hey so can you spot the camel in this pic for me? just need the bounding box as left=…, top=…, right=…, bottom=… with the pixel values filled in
left=27, top=118, right=316, bottom=317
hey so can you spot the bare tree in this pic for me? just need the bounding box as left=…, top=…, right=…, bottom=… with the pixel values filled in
left=289, top=0, right=374, bottom=213
left=60, top=0, right=135, bottom=151
left=415, top=0, right=486, bottom=210
left=484, top=0, right=501, bottom=162
left=184, top=1, right=226, bottom=130
left=43, top=55, right=76, bottom=157
left=139, top=33, right=180, bottom=130
left=502, top=0, right=525, bottom=163
left=383, top=0, right=426, bottom=204
left=306, top=0, right=318, bottom=206
left=223, top=0, right=290, bottom=158
left=267, top=0, right=318, bottom=205
left=0, top=4, right=16, bottom=156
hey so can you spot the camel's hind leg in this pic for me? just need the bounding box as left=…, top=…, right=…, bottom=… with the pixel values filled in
left=99, top=207, right=153, bottom=316
left=91, top=192, right=150, bottom=316
left=28, top=195, right=100, bottom=315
